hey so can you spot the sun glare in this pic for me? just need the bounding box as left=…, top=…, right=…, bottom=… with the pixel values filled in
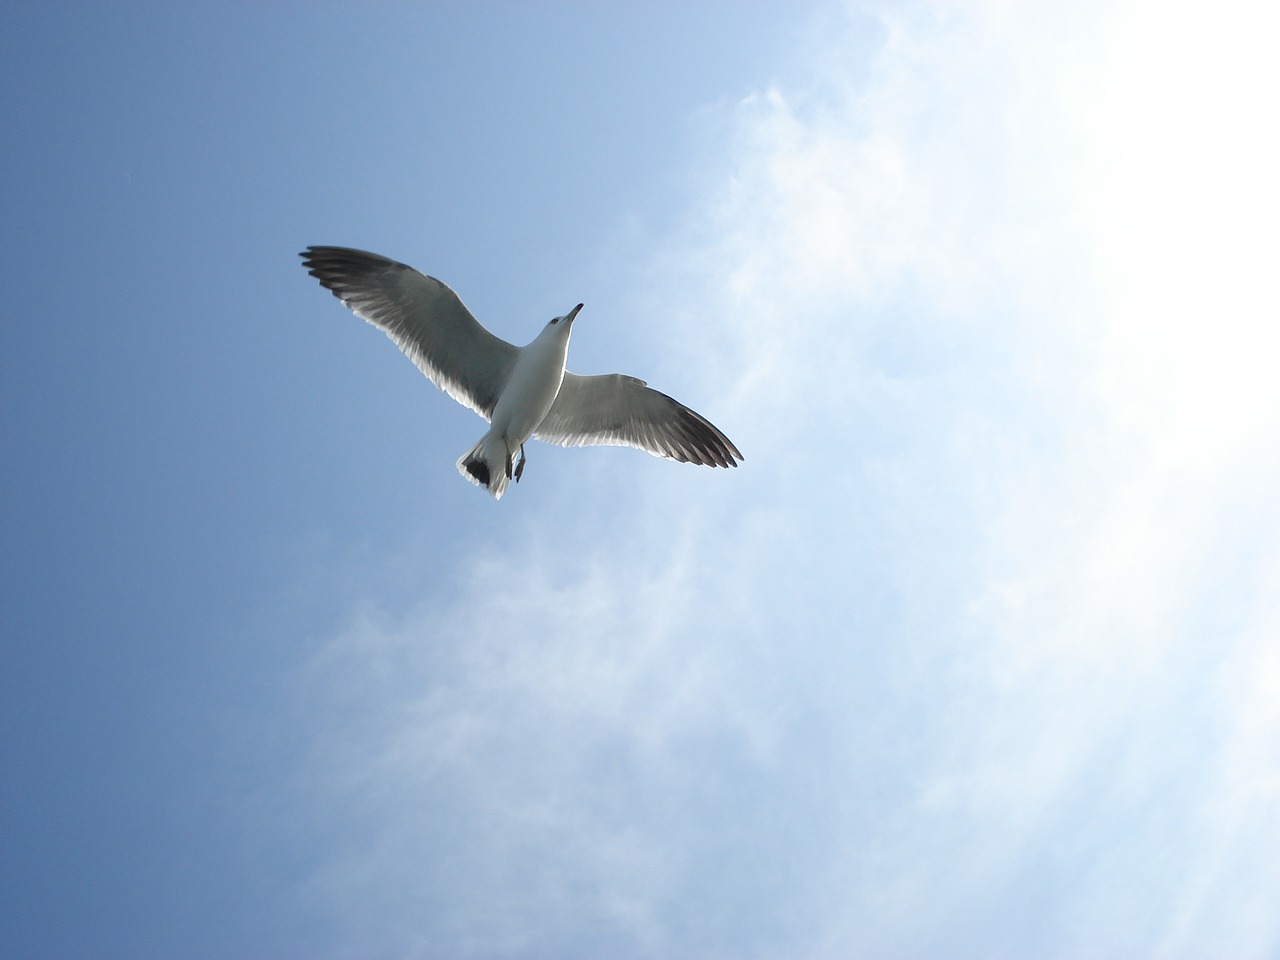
left=1086, top=2, right=1279, bottom=456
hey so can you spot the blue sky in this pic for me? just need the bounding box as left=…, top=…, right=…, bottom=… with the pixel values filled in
left=3, top=2, right=1279, bottom=958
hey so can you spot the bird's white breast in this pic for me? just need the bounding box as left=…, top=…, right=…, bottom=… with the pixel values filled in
left=490, top=326, right=570, bottom=444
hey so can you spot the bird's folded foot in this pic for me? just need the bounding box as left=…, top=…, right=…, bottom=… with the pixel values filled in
left=514, top=445, right=527, bottom=482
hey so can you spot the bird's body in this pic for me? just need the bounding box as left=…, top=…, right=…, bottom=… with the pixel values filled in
left=300, top=246, right=741, bottom=499
left=456, top=304, right=578, bottom=497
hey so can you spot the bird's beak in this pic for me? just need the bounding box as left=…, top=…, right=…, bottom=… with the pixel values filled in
left=567, top=303, right=584, bottom=323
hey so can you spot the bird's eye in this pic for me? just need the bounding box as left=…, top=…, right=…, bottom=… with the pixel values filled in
left=550, top=317, right=559, bottom=324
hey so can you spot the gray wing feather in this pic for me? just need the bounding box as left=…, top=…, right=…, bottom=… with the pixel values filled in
left=300, top=246, right=518, bottom=419
left=535, top=372, right=743, bottom=468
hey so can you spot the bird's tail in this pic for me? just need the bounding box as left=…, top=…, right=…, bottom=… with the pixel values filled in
left=456, top=432, right=513, bottom=500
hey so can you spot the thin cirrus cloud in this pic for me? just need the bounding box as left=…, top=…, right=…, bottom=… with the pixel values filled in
left=285, top=3, right=1280, bottom=957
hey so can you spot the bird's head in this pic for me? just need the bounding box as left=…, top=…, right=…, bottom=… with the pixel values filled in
left=536, top=302, right=582, bottom=345
left=548, top=303, right=583, bottom=330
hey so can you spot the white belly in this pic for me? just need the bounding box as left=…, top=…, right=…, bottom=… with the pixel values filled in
left=490, top=334, right=568, bottom=444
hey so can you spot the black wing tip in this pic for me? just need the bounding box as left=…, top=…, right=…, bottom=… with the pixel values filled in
left=299, top=243, right=375, bottom=259
left=638, top=387, right=744, bottom=469
left=299, top=244, right=355, bottom=268
left=671, top=402, right=743, bottom=468
left=299, top=245, right=411, bottom=275
left=299, top=246, right=417, bottom=305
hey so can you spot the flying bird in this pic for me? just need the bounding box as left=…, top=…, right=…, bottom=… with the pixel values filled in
left=300, top=246, right=742, bottom=499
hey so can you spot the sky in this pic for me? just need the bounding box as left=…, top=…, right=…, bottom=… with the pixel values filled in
left=3, top=1, right=1279, bottom=958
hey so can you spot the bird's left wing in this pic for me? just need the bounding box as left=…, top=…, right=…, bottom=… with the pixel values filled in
left=301, top=245, right=518, bottom=419
left=535, top=372, right=742, bottom=467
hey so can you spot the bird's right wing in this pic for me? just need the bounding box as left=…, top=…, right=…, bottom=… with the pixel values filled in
left=301, top=245, right=518, bottom=419
left=535, top=372, right=743, bottom=467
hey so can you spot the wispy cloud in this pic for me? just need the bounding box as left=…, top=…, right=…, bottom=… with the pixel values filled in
left=284, top=3, right=1280, bottom=957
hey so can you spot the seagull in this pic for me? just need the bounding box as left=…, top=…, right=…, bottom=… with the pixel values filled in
left=300, top=246, right=742, bottom=499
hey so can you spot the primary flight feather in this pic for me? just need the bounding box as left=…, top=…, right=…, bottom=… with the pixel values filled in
left=300, top=246, right=742, bottom=499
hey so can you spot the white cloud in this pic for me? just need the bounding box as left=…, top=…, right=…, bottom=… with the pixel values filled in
left=284, top=2, right=1280, bottom=957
